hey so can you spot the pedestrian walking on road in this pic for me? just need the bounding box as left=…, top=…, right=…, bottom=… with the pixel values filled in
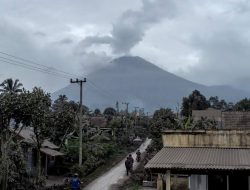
left=125, top=157, right=131, bottom=176
left=128, top=154, right=134, bottom=168
left=70, top=173, right=81, bottom=190
left=124, top=154, right=134, bottom=176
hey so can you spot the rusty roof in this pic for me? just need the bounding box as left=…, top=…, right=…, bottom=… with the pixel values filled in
left=145, top=147, right=250, bottom=171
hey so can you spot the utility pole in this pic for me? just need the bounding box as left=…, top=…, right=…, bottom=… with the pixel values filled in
left=116, top=101, right=119, bottom=115
left=134, top=106, right=139, bottom=126
left=134, top=106, right=139, bottom=114
left=140, top=108, right=144, bottom=116
left=70, top=78, right=86, bottom=166
left=122, top=102, right=129, bottom=115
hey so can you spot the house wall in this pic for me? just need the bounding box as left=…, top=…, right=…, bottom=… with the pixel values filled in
left=192, top=109, right=222, bottom=123
left=190, top=174, right=250, bottom=190
left=26, top=148, right=33, bottom=172
left=222, top=112, right=250, bottom=129
left=162, top=129, right=250, bottom=148
left=192, top=109, right=250, bottom=129
left=190, top=175, right=207, bottom=190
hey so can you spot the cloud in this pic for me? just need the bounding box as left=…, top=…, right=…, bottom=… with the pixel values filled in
left=185, top=29, right=250, bottom=85
left=75, top=51, right=112, bottom=74
left=0, top=18, right=79, bottom=92
left=58, top=38, right=74, bottom=45
left=78, top=0, right=176, bottom=54
left=2, top=0, right=250, bottom=93
left=76, top=36, right=113, bottom=53
left=33, top=31, right=46, bottom=37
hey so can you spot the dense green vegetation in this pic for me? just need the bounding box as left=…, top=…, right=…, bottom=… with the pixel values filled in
left=1, top=78, right=250, bottom=190
left=0, top=78, right=149, bottom=190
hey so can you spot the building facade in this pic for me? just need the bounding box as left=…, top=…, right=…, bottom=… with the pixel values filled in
left=145, top=129, right=250, bottom=190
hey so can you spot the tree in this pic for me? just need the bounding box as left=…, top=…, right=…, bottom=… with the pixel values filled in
left=94, top=108, right=101, bottom=115
left=0, top=92, right=31, bottom=190
left=234, top=98, right=250, bottom=111
left=151, top=108, right=177, bottom=136
left=209, top=96, right=219, bottom=108
left=103, top=107, right=116, bottom=123
left=0, top=88, right=48, bottom=189
left=181, top=90, right=209, bottom=117
left=0, top=78, right=23, bottom=94
left=50, top=95, right=78, bottom=147
left=103, top=107, right=116, bottom=116
left=25, top=88, right=51, bottom=181
left=149, top=108, right=177, bottom=151
left=209, top=96, right=228, bottom=110
left=193, top=117, right=218, bottom=129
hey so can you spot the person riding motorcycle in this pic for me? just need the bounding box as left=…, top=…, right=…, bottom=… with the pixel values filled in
left=136, top=150, right=141, bottom=162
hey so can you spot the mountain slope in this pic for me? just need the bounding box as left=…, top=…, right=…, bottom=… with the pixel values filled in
left=52, top=56, right=250, bottom=112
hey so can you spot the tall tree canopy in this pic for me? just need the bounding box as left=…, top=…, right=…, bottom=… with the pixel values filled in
left=0, top=78, right=23, bottom=94
left=50, top=95, right=79, bottom=146
left=94, top=108, right=101, bottom=115
left=103, top=107, right=116, bottom=116
left=181, top=90, right=209, bottom=117
left=149, top=108, right=177, bottom=151
left=234, top=98, right=250, bottom=111
left=0, top=86, right=51, bottom=189
left=150, top=108, right=177, bottom=138
left=209, top=96, right=228, bottom=110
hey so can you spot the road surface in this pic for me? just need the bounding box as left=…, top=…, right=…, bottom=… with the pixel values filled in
left=83, top=138, right=152, bottom=190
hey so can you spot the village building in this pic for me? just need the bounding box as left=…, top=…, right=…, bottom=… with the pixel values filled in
left=145, top=129, right=250, bottom=190
left=13, top=127, right=64, bottom=176
left=192, top=108, right=250, bottom=128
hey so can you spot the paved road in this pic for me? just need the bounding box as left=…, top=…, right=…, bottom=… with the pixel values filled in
left=83, top=138, right=152, bottom=190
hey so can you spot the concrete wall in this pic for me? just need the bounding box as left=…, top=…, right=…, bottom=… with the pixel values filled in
left=162, top=129, right=250, bottom=148
left=190, top=175, right=207, bottom=190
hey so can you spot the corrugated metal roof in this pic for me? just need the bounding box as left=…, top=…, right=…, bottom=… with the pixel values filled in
left=145, top=147, right=250, bottom=171
left=40, top=148, right=64, bottom=157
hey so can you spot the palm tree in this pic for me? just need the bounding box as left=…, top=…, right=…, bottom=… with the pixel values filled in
left=0, top=78, right=23, bottom=93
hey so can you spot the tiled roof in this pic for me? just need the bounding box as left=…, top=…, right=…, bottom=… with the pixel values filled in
left=145, top=147, right=250, bottom=171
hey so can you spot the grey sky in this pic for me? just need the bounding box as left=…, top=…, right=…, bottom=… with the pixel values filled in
left=1, top=0, right=250, bottom=92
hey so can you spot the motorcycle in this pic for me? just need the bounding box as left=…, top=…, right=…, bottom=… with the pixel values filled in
left=136, top=154, right=141, bottom=162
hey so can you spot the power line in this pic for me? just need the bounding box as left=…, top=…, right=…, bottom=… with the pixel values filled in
left=0, top=58, right=70, bottom=79
left=0, top=55, right=120, bottom=101
left=0, top=56, right=72, bottom=78
left=0, top=51, right=124, bottom=104
left=0, top=51, right=84, bottom=79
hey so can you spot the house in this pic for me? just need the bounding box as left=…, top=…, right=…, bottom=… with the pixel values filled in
left=13, top=127, right=64, bottom=176
left=145, top=129, right=250, bottom=190
left=192, top=108, right=250, bottom=128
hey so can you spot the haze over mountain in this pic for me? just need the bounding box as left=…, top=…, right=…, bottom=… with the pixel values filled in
left=52, top=56, right=250, bottom=112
